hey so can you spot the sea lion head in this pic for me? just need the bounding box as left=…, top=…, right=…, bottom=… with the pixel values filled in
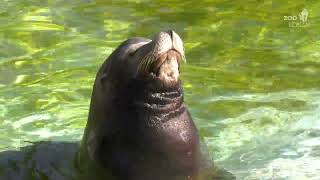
left=79, top=31, right=197, bottom=179
left=99, top=30, right=185, bottom=92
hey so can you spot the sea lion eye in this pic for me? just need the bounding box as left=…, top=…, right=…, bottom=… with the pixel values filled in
left=127, top=41, right=150, bottom=57
left=128, top=48, right=138, bottom=56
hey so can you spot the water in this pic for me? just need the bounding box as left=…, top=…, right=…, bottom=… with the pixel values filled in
left=1, top=0, right=320, bottom=179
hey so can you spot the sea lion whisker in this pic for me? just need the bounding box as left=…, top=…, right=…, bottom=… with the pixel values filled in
left=142, top=55, right=152, bottom=72
left=182, top=45, right=186, bottom=63
left=181, top=54, right=187, bottom=63
left=138, top=52, right=156, bottom=73
left=137, top=55, right=148, bottom=73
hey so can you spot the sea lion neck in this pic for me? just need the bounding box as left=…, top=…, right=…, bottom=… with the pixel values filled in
left=130, top=82, right=186, bottom=124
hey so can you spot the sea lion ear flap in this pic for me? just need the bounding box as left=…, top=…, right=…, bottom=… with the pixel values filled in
left=99, top=57, right=113, bottom=84
left=99, top=73, right=108, bottom=84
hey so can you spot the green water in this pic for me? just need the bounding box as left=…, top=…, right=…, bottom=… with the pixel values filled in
left=1, top=0, right=320, bottom=179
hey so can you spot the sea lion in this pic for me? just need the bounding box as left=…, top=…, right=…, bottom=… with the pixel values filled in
left=77, top=30, right=234, bottom=180
left=0, top=31, right=235, bottom=180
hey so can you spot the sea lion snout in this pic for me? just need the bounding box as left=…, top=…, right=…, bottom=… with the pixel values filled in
left=151, top=30, right=184, bottom=58
left=136, top=30, right=185, bottom=87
